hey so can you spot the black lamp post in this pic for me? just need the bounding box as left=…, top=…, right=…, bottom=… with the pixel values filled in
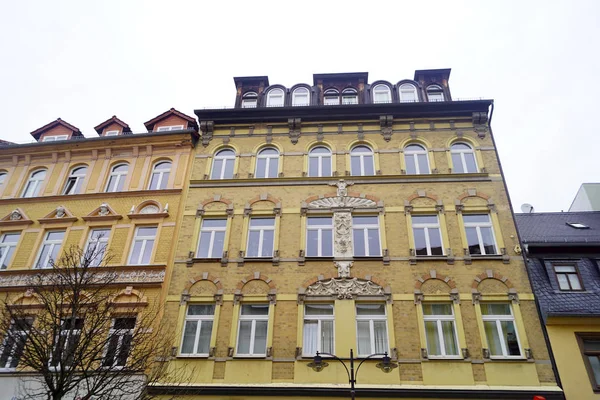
left=307, top=349, right=398, bottom=400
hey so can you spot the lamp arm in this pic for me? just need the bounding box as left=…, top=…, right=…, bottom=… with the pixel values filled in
left=317, top=352, right=351, bottom=381
left=354, top=352, right=388, bottom=378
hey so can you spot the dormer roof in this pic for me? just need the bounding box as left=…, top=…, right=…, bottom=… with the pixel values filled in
left=143, top=108, right=198, bottom=132
left=313, top=72, right=369, bottom=86
left=30, top=118, right=83, bottom=141
left=234, top=76, right=270, bottom=88
left=93, top=115, right=132, bottom=135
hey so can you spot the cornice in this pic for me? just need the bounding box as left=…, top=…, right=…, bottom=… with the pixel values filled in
left=0, top=188, right=182, bottom=205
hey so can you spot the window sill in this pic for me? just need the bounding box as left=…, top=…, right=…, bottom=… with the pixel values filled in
left=177, top=354, right=211, bottom=359
left=304, top=256, right=334, bottom=261
left=487, top=356, right=528, bottom=361
left=193, top=257, right=221, bottom=263
left=424, top=356, right=464, bottom=361
left=352, top=256, right=383, bottom=260
left=468, top=255, right=504, bottom=260
left=243, top=257, right=274, bottom=262
left=232, top=355, right=269, bottom=359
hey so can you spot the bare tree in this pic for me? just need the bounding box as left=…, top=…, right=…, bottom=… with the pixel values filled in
left=0, top=241, right=185, bottom=400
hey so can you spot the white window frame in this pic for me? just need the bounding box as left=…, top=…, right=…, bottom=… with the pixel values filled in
left=127, top=226, right=157, bottom=265
left=404, top=144, right=430, bottom=174
left=35, top=230, right=65, bottom=269
left=0, top=232, right=20, bottom=270
left=306, top=217, right=333, bottom=257
left=22, top=169, right=46, bottom=198
left=50, top=317, right=83, bottom=368
left=451, top=143, right=478, bottom=173
left=102, top=317, right=136, bottom=368
left=372, top=84, right=391, bottom=103
left=210, top=149, right=236, bottom=180
left=308, top=147, right=332, bottom=177
left=426, top=85, right=445, bottom=102
left=266, top=88, right=284, bottom=107
left=352, top=216, right=381, bottom=257
left=323, top=89, right=340, bottom=105
left=42, top=135, right=69, bottom=142
left=180, top=305, right=215, bottom=356
left=148, top=161, right=171, bottom=190
left=105, top=164, right=128, bottom=193
left=255, top=148, right=279, bottom=179
left=292, top=87, right=310, bottom=106
left=0, top=318, right=32, bottom=370
left=463, top=214, right=498, bottom=255
left=196, top=219, right=227, bottom=258
left=355, top=304, right=389, bottom=357
left=156, top=125, right=184, bottom=132
left=342, top=88, right=358, bottom=104
left=412, top=215, right=444, bottom=256
left=236, top=304, right=269, bottom=357
left=246, top=218, right=275, bottom=258
left=422, top=304, right=460, bottom=358
left=350, top=146, right=375, bottom=176
left=399, top=83, right=418, bottom=103
left=84, top=228, right=110, bottom=267
left=63, top=166, right=88, bottom=195
left=302, top=304, right=334, bottom=357
left=104, top=130, right=120, bottom=136
left=481, top=303, right=523, bottom=359
left=242, top=92, right=258, bottom=108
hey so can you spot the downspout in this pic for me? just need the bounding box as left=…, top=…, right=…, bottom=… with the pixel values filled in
left=487, top=100, right=564, bottom=393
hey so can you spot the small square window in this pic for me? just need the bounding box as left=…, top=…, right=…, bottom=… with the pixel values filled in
left=553, top=264, right=583, bottom=291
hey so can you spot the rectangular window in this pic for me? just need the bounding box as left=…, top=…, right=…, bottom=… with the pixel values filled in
left=104, top=130, right=120, bottom=136
left=324, top=96, right=339, bottom=106
left=356, top=304, right=388, bottom=356
left=481, top=303, right=522, bottom=358
left=196, top=219, right=227, bottom=258
left=156, top=125, right=184, bottom=132
left=422, top=304, right=459, bottom=357
left=303, top=304, right=334, bottom=356
left=128, top=226, right=157, bottom=265
left=0, top=232, right=20, bottom=269
left=412, top=215, right=444, bottom=256
left=554, top=265, right=583, bottom=291
left=0, top=318, right=32, bottom=369
left=342, top=95, right=358, bottom=105
left=51, top=317, right=84, bottom=367
left=352, top=216, right=381, bottom=257
left=463, top=214, right=498, bottom=255
left=35, top=230, right=65, bottom=269
left=578, top=334, right=600, bottom=391
left=180, top=304, right=215, bottom=356
left=42, top=135, right=69, bottom=142
left=84, top=228, right=110, bottom=267
left=246, top=218, right=275, bottom=258
left=306, top=217, right=333, bottom=257
left=236, top=304, right=269, bottom=356
left=242, top=99, right=257, bottom=108
left=103, top=317, right=136, bottom=367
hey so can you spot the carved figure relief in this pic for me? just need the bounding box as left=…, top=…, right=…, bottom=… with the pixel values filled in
left=9, top=210, right=22, bottom=221
left=98, top=203, right=110, bottom=216
left=306, top=278, right=384, bottom=299
left=334, top=211, right=353, bottom=257
left=55, top=206, right=66, bottom=218
left=334, top=261, right=353, bottom=278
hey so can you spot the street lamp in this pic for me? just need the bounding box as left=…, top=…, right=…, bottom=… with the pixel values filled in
left=307, top=349, right=398, bottom=399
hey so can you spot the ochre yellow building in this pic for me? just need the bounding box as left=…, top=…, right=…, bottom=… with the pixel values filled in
left=154, top=71, right=564, bottom=399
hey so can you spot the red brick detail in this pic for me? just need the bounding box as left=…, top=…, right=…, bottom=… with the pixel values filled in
left=236, top=273, right=276, bottom=290
left=414, top=271, right=456, bottom=290
left=457, top=191, right=490, bottom=202
left=406, top=192, right=439, bottom=203
left=248, top=194, right=281, bottom=206
left=185, top=274, right=224, bottom=292
left=201, top=197, right=233, bottom=207
left=471, top=272, right=513, bottom=289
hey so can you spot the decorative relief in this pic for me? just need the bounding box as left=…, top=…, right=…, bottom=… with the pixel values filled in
left=306, top=278, right=384, bottom=299
left=334, top=211, right=353, bottom=257
left=140, top=205, right=159, bottom=214
left=199, top=120, right=214, bottom=147
left=0, top=269, right=166, bottom=288
left=9, top=210, right=22, bottom=221
left=334, top=261, right=353, bottom=278
left=55, top=206, right=66, bottom=218
left=98, top=203, right=110, bottom=216
left=309, top=196, right=376, bottom=209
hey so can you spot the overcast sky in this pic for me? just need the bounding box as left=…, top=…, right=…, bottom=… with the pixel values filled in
left=1, top=0, right=597, bottom=212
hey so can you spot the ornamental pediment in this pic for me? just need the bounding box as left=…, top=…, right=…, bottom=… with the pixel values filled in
left=308, top=196, right=377, bottom=209
left=305, top=277, right=384, bottom=299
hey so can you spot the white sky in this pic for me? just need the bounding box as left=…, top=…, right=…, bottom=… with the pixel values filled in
left=1, top=0, right=598, bottom=212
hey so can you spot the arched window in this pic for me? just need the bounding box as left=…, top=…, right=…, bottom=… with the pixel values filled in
left=105, top=163, right=129, bottom=192
left=372, top=84, right=391, bottom=104
left=399, top=83, right=418, bottom=103
left=342, top=88, right=358, bottom=105
left=266, top=88, right=285, bottom=107
left=404, top=144, right=430, bottom=175
left=148, top=161, right=171, bottom=190
left=211, top=149, right=236, bottom=179
left=292, top=87, right=310, bottom=106
left=323, top=89, right=339, bottom=106
left=308, top=147, right=332, bottom=177
left=350, top=146, right=375, bottom=176
left=63, top=166, right=88, bottom=195
left=255, top=148, right=279, bottom=178
left=451, top=143, right=478, bottom=173
left=426, top=85, right=444, bottom=102
left=242, top=91, right=258, bottom=108
left=22, top=169, right=46, bottom=198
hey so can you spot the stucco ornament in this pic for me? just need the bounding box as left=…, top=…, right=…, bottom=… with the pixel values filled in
left=334, top=211, right=353, bottom=257
left=140, top=204, right=159, bottom=214
left=55, top=206, right=66, bottom=218
left=334, top=261, right=353, bottom=278
left=98, top=203, right=110, bottom=216
left=329, top=179, right=354, bottom=197
left=9, top=210, right=22, bottom=221
left=305, top=277, right=384, bottom=299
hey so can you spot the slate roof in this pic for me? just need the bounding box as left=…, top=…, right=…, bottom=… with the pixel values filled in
left=515, top=211, right=600, bottom=245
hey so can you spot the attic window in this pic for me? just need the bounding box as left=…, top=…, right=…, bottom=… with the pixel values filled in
left=156, top=125, right=184, bottom=132
left=42, top=135, right=69, bottom=142
left=566, top=222, right=589, bottom=229
left=104, top=130, right=120, bottom=136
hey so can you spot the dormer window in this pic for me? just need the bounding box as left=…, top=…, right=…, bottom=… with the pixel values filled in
left=372, top=85, right=391, bottom=104
left=242, top=92, right=258, bottom=108
left=104, top=130, right=120, bottom=136
left=399, top=83, right=418, bottom=103
left=426, top=85, right=445, bottom=102
left=42, top=135, right=69, bottom=142
left=342, top=88, right=358, bottom=105
left=156, top=125, right=184, bottom=132
left=292, top=87, right=310, bottom=106
left=266, top=88, right=285, bottom=107
left=323, top=89, right=340, bottom=105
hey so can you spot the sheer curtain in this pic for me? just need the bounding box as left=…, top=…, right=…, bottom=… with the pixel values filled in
left=373, top=321, right=387, bottom=353
left=357, top=321, right=371, bottom=355
left=303, top=321, right=317, bottom=355
left=441, top=321, right=458, bottom=355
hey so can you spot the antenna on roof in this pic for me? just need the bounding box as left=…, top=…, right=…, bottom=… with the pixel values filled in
left=520, top=203, right=534, bottom=213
